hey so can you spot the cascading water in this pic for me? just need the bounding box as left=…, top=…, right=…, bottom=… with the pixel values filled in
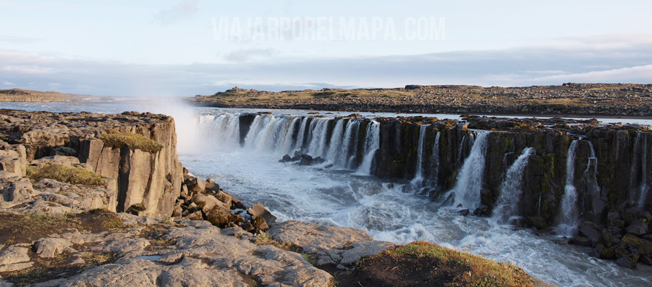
left=307, top=118, right=331, bottom=158
left=430, top=131, right=441, bottom=187
left=493, top=147, right=535, bottom=224
left=325, top=119, right=346, bottom=166
left=585, top=141, right=602, bottom=214
left=449, top=132, right=490, bottom=210
left=411, top=124, right=429, bottom=186
left=558, top=140, right=579, bottom=237
left=357, top=121, right=380, bottom=175
left=341, top=121, right=360, bottom=169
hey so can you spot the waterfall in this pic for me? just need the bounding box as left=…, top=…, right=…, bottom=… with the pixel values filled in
left=357, top=121, right=380, bottom=175
left=449, top=132, right=490, bottom=210
left=494, top=147, right=535, bottom=224
left=325, top=119, right=346, bottom=165
left=341, top=121, right=360, bottom=169
left=558, top=140, right=579, bottom=237
left=430, top=131, right=441, bottom=187
left=199, top=114, right=240, bottom=149
left=279, top=117, right=300, bottom=154
left=411, top=125, right=429, bottom=186
left=307, top=118, right=331, bottom=158
left=293, top=117, right=309, bottom=153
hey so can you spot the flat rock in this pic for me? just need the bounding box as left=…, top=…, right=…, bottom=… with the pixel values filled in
left=34, top=238, right=74, bottom=258
left=0, top=245, right=32, bottom=272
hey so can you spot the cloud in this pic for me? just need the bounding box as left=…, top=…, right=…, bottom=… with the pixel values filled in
left=154, top=0, right=197, bottom=25
left=223, top=48, right=277, bottom=62
left=2, top=81, right=15, bottom=86
left=0, top=35, right=41, bottom=44
left=0, top=37, right=650, bottom=97
left=534, top=64, right=652, bottom=83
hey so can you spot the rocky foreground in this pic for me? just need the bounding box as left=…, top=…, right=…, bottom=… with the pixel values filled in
left=190, top=83, right=652, bottom=117
left=0, top=110, right=552, bottom=286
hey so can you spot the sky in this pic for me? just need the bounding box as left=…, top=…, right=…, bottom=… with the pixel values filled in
left=0, top=0, right=651, bottom=97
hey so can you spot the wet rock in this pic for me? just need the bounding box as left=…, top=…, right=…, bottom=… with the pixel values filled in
left=579, top=225, right=601, bottom=244
left=616, top=256, right=637, bottom=269
left=204, top=178, right=220, bottom=193
left=622, top=234, right=652, bottom=256
left=527, top=216, right=548, bottom=229
left=473, top=205, right=490, bottom=217
left=280, top=154, right=293, bottom=162
left=457, top=209, right=470, bottom=216
left=626, top=220, right=648, bottom=235
left=596, top=244, right=615, bottom=259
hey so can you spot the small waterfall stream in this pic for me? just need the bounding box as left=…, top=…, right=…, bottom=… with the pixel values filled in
left=494, top=147, right=535, bottom=224
left=430, top=131, right=441, bottom=188
left=558, top=140, right=580, bottom=237
left=411, top=125, right=429, bottom=186
left=357, top=121, right=380, bottom=175
left=449, top=132, right=490, bottom=210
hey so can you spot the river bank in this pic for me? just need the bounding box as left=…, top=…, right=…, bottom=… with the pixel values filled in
left=190, top=83, right=652, bottom=117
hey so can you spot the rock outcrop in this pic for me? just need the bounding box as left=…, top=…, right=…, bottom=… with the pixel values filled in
left=0, top=110, right=183, bottom=217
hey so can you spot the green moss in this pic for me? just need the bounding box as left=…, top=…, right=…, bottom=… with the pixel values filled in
left=363, top=241, right=535, bottom=287
left=27, top=164, right=105, bottom=186
left=98, top=132, right=163, bottom=153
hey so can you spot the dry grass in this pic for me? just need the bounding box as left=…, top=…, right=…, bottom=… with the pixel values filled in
left=98, top=131, right=163, bottom=153
left=0, top=209, right=126, bottom=245
left=27, top=164, right=105, bottom=186
left=196, top=89, right=413, bottom=104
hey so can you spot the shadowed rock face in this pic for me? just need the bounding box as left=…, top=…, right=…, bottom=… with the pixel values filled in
left=0, top=110, right=184, bottom=217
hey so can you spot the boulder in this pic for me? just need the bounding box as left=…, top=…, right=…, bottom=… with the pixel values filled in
left=191, top=194, right=226, bottom=214
left=616, top=256, right=637, bottom=269
left=205, top=178, right=220, bottom=193
left=0, top=156, right=26, bottom=177
left=34, top=238, right=74, bottom=258
left=248, top=203, right=277, bottom=226
left=579, top=225, right=601, bottom=244
left=0, top=245, right=32, bottom=272
left=186, top=177, right=206, bottom=194
left=626, top=220, right=648, bottom=235
left=1, top=178, right=35, bottom=202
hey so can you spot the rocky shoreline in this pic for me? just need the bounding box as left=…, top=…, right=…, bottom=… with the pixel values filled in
left=0, top=109, right=554, bottom=286
left=0, top=89, right=81, bottom=103
left=190, top=83, right=652, bottom=117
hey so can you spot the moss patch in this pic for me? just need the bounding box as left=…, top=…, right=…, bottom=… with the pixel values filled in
left=98, top=131, right=163, bottom=153
left=27, top=164, right=105, bottom=186
left=344, top=241, right=535, bottom=287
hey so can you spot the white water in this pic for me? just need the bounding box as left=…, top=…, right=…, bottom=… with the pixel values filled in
left=182, top=111, right=652, bottom=286
left=2, top=102, right=652, bottom=287
left=357, top=121, right=380, bottom=175
left=558, top=140, right=580, bottom=237
left=494, top=147, right=535, bottom=224
left=430, top=131, right=441, bottom=187
left=449, top=132, right=490, bottom=210
left=411, top=124, right=429, bottom=186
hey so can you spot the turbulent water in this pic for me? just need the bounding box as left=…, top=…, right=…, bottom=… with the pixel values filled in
left=2, top=100, right=652, bottom=287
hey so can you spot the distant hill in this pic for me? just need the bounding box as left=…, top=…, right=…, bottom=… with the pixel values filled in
left=0, top=88, right=80, bottom=103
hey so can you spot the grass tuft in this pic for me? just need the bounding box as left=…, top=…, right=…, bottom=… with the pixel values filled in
left=358, top=241, right=535, bottom=287
left=27, top=164, right=105, bottom=186
left=98, top=131, right=163, bottom=153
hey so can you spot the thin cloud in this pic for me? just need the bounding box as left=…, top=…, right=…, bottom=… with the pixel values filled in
left=2, top=81, right=15, bottom=86
left=0, top=35, right=41, bottom=44
left=154, top=0, right=198, bottom=25
left=223, top=48, right=277, bottom=62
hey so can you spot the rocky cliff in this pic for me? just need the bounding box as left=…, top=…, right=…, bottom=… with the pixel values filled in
left=0, top=110, right=183, bottom=217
